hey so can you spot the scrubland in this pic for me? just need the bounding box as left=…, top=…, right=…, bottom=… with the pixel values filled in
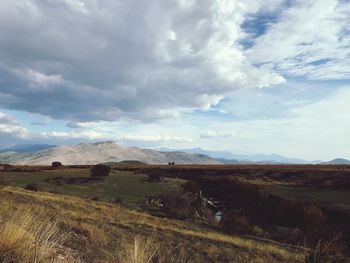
left=0, top=186, right=303, bottom=262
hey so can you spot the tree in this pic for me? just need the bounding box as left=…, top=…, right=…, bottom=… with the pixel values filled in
left=182, top=181, right=200, bottom=194
left=91, top=164, right=111, bottom=177
left=51, top=161, right=62, bottom=169
left=147, top=174, right=162, bottom=182
left=25, top=183, right=39, bottom=192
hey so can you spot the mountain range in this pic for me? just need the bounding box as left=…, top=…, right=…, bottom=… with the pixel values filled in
left=0, top=142, right=349, bottom=165
left=157, top=147, right=320, bottom=164
left=321, top=158, right=350, bottom=165
left=0, top=142, right=219, bottom=165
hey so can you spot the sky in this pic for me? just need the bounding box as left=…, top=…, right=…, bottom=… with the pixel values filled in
left=0, top=0, right=349, bottom=161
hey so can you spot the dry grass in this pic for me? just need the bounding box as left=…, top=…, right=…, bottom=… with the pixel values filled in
left=117, top=235, right=157, bottom=263
left=0, top=203, right=67, bottom=263
left=81, top=223, right=110, bottom=248
left=0, top=186, right=304, bottom=262
left=116, top=235, right=189, bottom=263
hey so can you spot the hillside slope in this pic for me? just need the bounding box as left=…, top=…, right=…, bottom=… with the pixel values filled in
left=0, top=141, right=220, bottom=165
left=0, top=186, right=303, bottom=263
left=322, top=158, right=350, bottom=164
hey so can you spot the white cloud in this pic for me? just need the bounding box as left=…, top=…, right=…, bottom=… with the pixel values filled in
left=247, top=0, right=350, bottom=80
left=0, top=0, right=349, bottom=161
left=0, top=0, right=285, bottom=122
left=200, top=130, right=236, bottom=139
left=0, top=112, right=29, bottom=139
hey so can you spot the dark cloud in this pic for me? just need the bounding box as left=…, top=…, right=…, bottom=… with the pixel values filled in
left=0, top=112, right=16, bottom=124
left=0, top=0, right=282, bottom=122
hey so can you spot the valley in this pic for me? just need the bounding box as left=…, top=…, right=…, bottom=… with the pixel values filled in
left=1, top=163, right=350, bottom=262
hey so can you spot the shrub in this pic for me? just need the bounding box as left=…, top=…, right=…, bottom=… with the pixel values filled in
left=113, top=198, right=124, bottom=205
left=3, top=164, right=12, bottom=171
left=51, top=161, right=62, bottom=169
left=220, top=210, right=253, bottom=235
left=148, top=174, right=162, bottom=183
left=24, top=183, right=39, bottom=192
left=182, top=181, right=200, bottom=194
left=304, top=233, right=345, bottom=263
left=303, top=205, right=326, bottom=242
left=91, top=164, right=111, bottom=177
left=160, top=190, right=194, bottom=219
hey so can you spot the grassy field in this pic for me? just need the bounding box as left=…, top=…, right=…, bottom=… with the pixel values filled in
left=0, top=168, right=184, bottom=208
left=264, top=185, right=350, bottom=210
left=1, top=164, right=349, bottom=262
left=0, top=186, right=304, bottom=263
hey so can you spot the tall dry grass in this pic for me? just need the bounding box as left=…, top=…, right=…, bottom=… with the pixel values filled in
left=116, top=235, right=188, bottom=263
left=0, top=186, right=304, bottom=263
left=0, top=203, right=67, bottom=263
left=118, top=235, right=157, bottom=263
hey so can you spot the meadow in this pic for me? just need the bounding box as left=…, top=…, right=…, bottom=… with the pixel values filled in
left=0, top=167, right=184, bottom=208
left=1, top=163, right=349, bottom=262
left=0, top=185, right=303, bottom=262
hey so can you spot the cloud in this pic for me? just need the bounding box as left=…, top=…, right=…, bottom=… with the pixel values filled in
left=200, top=130, right=236, bottom=139
left=0, top=112, right=29, bottom=141
left=0, top=0, right=284, bottom=122
left=194, top=85, right=350, bottom=160
left=0, top=111, right=17, bottom=125
left=246, top=0, right=350, bottom=80
left=66, top=121, right=91, bottom=129
left=40, top=130, right=192, bottom=145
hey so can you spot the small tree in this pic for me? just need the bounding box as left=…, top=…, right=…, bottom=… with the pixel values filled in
left=91, top=164, right=111, bottom=177
left=3, top=164, right=12, bottom=172
left=160, top=190, right=194, bottom=219
left=51, top=161, right=62, bottom=169
left=182, top=181, right=200, bottom=194
left=148, top=174, right=162, bottom=183
left=24, top=183, right=39, bottom=192
left=221, top=210, right=253, bottom=235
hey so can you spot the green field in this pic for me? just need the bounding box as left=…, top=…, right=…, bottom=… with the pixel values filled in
left=0, top=168, right=184, bottom=208
left=264, top=185, right=350, bottom=210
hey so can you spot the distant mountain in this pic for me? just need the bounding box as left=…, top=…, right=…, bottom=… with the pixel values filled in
left=321, top=158, right=350, bottom=165
left=158, top=147, right=311, bottom=164
left=0, top=144, right=55, bottom=153
left=0, top=141, right=220, bottom=165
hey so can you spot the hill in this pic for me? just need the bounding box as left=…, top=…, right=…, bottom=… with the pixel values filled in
left=0, top=144, right=55, bottom=153
left=158, top=148, right=311, bottom=164
left=0, top=141, right=220, bottom=165
left=0, top=186, right=303, bottom=262
left=322, top=158, right=350, bottom=164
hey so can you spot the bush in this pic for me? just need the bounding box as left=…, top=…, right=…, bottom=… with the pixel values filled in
left=182, top=181, right=200, bottom=194
left=91, top=164, right=111, bottom=177
left=221, top=210, right=253, bottom=235
left=113, top=198, right=124, bottom=205
left=3, top=164, right=12, bottom=171
left=24, top=183, right=39, bottom=192
left=160, top=190, right=194, bottom=219
left=304, top=233, right=345, bottom=263
left=303, top=205, right=327, bottom=243
left=51, top=161, right=62, bottom=169
left=147, top=174, right=162, bottom=183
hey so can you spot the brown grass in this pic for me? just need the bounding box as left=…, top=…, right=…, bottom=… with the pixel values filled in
left=0, top=186, right=304, bottom=262
left=0, top=203, right=67, bottom=263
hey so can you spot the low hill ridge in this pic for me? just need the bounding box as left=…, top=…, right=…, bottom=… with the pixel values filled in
left=322, top=158, right=350, bottom=164
left=0, top=142, right=220, bottom=165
